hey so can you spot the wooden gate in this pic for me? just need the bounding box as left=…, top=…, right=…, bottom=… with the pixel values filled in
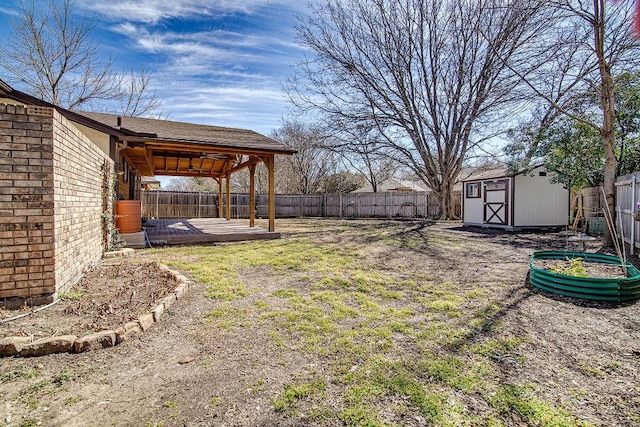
left=484, top=180, right=509, bottom=225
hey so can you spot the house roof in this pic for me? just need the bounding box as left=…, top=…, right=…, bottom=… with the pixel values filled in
left=0, top=78, right=294, bottom=178
left=75, top=111, right=295, bottom=155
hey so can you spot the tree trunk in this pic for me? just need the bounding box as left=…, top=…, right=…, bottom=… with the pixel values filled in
left=438, top=180, right=456, bottom=220
left=595, top=0, right=616, bottom=246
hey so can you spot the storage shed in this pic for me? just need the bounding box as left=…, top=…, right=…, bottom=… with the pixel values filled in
left=462, top=165, right=569, bottom=230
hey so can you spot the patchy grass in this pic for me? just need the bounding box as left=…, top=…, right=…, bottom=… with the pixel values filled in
left=272, top=379, right=326, bottom=415
left=0, top=366, right=40, bottom=384
left=142, top=219, right=611, bottom=426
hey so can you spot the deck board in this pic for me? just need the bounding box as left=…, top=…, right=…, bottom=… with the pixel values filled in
left=144, top=218, right=280, bottom=245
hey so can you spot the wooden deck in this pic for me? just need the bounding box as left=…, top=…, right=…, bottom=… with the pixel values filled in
left=144, top=218, right=280, bottom=245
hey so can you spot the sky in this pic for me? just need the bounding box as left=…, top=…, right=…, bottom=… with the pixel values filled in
left=0, top=0, right=311, bottom=136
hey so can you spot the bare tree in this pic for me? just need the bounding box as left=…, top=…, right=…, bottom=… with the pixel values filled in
left=165, top=177, right=218, bottom=192
left=271, top=121, right=338, bottom=194
left=0, top=0, right=162, bottom=116
left=289, top=0, right=549, bottom=218
left=116, top=68, right=164, bottom=117
left=323, top=121, right=400, bottom=192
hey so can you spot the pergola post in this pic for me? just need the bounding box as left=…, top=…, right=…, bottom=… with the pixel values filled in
left=249, top=162, right=256, bottom=227
left=217, top=178, right=223, bottom=219
left=225, top=171, right=231, bottom=221
left=266, top=154, right=275, bottom=232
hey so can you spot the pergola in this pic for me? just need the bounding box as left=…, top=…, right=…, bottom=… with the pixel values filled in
left=76, top=112, right=295, bottom=232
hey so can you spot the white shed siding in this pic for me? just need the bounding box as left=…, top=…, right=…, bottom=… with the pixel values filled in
left=463, top=186, right=484, bottom=224
left=513, top=172, right=569, bottom=227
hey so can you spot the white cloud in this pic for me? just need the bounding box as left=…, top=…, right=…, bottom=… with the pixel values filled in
left=0, top=6, right=19, bottom=17
left=162, top=85, right=288, bottom=133
left=78, top=0, right=305, bottom=24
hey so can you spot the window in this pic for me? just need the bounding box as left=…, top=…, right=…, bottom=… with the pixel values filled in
left=485, top=180, right=506, bottom=191
left=466, top=182, right=480, bottom=198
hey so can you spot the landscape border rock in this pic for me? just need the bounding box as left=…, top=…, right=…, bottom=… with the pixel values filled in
left=0, top=263, right=192, bottom=358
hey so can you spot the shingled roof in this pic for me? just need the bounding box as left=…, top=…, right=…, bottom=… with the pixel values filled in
left=75, top=111, right=294, bottom=154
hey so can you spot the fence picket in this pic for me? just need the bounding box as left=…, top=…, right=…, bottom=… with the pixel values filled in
left=616, top=172, right=640, bottom=255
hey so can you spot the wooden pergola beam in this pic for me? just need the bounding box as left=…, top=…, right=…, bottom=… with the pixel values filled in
left=249, top=163, right=256, bottom=227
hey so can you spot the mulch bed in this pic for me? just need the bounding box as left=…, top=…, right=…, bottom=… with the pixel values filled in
left=0, top=261, right=176, bottom=340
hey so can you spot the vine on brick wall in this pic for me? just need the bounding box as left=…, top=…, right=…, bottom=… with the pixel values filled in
left=102, top=160, right=124, bottom=251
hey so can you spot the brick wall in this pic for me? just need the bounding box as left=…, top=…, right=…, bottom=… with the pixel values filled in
left=52, top=110, right=113, bottom=295
left=0, top=104, right=113, bottom=306
left=0, top=104, right=56, bottom=305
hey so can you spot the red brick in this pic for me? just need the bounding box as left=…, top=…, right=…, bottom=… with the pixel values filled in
left=26, top=130, right=51, bottom=138
left=28, top=158, right=53, bottom=166
left=0, top=267, right=15, bottom=275
left=27, top=258, right=47, bottom=266
left=14, top=209, right=45, bottom=216
left=2, top=128, right=27, bottom=136
left=12, top=151, right=40, bottom=159
left=16, top=252, right=32, bottom=260
left=28, top=216, right=52, bottom=223
left=0, top=280, right=15, bottom=290
left=4, top=286, right=40, bottom=296
left=28, top=244, right=52, bottom=251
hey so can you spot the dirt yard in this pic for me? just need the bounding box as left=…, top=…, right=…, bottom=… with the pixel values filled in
left=1, top=219, right=639, bottom=427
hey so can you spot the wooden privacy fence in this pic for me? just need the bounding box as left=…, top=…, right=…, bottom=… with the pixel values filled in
left=141, top=190, right=461, bottom=220
left=615, top=172, right=640, bottom=255
left=141, top=191, right=219, bottom=218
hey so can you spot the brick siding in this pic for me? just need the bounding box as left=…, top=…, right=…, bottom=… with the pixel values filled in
left=52, top=110, right=113, bottom=296
left=0, top=104, right=113, bottom=306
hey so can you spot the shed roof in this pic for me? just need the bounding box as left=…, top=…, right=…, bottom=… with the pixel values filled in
left=463, top=167, right=509, bottom=182
left=462, top=165, right=544, bottom=182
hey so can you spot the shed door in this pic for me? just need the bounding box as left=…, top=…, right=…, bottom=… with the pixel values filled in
left=484, top=180, right=509, bottom=225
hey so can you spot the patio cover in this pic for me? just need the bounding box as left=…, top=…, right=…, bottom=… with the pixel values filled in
left=74, top=111, right=296, bottom=232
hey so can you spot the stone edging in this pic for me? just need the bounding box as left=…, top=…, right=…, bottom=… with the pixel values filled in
left=0, top=264, right=192, bottom=358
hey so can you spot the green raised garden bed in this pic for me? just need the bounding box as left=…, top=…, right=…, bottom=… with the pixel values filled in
left=530, top=251, right=640, bottom=301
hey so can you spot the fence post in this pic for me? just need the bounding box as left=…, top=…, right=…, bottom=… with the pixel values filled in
left=323, top=194, right=326, bottom=217
left=385, top=192, right=388, bottom=218
left=155, top=190, right=159, bottom=218
left=632, top=175, right=637, bottom=255
left=300, top=195, right=304, bottom=218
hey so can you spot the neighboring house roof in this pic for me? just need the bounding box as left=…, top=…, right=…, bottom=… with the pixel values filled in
left=141, top=177, right=161, bottom=189
left=353, top=178, right=429, bottom=192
